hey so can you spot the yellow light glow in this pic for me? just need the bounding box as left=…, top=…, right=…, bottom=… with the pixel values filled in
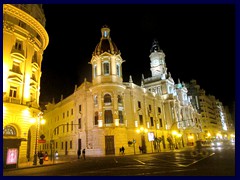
left=115, top=119, right=119, bottom=126
left=98, top=120, right=103, bottom=127
left=140, top=127, right=144, bottom=131
left=3, top=63, right=8, bottom=92
left=22, top=109, right=30, bottom=117
left=144, top=129, right=148, bottom=133
left=207, top=132, right=211, bottom=137
left=230, top=134, right=235, bottom=138
left=177, top=133, right=182, bottom=138
left=136, top=129, right=140, bottom=134
left=24, top=73, right=31, bottom=99
left=30, top=118, right=36, bottom=124
left=40, top=119, right=46, bottom=124
left=172, top=131, right=177, bottom=136
left=188, top=135, right=194, bottom=140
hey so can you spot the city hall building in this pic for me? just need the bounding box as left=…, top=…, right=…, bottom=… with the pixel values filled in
left=42, top=26, right=202, bottom=157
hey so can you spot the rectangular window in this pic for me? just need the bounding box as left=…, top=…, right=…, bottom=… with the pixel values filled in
left=105, top=110, right=113, bottom=124
left=138, top=101, right=141, bottom=109
left=78, top=118, right=81, bottom=129
left=94, top=112, right=98, bottom=125
left=79, top=105, right=81, bottom=112
left=14, top=40, right=22, bottom=51
left=12, top=61, right=21, bottom=73
left=103, top=62, right=110, bottom=75
left=139, top=115, right=143, bottom=125
left=63, top=113, right=65, bottom=119
left=55, top=142, right=58, bottom=149
left=149, top=105, right=152, bottom=111
left=116, top=64, right=120, bottom=76
left=159, top=118, right=163, bottom=127
left=9, top=86, right=17, bottom=98
left=67, top=111, right=69, bottom=117
left=61, top=142, right=64, bottom=149
left=94, top=65, right=97, bottom=78
left=158, top=107, right=161, bottom=114
left=63, top=125, right=65, bottom=133
left=119, top=111, right=124, bottom=124
left=150, top=117, right=154, bottom=126
left=71, top=108, right=73, bottom=115
left=67, top=123, right=69, bottom=132
left=71, top=121, right=73, bottom=131
left=70, top=141, right=72, bottom=149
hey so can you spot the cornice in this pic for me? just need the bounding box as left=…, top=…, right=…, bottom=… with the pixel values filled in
left=3, top=4, right=49, bottom=50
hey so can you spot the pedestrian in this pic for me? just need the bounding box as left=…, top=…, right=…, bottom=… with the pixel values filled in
left=139, top=146, right=142, bottom=154
left=119, top=147, right=122, bottom=155
left=121, top=146, right=125, bottom=155
left=77, top=149, right=81, bottom=159
left=82, top=149, right=86, bottom=160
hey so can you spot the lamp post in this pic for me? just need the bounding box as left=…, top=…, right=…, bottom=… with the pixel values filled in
left=136, top=127, right=148, bottom=153
left=30, top=112, right=45, bottom=165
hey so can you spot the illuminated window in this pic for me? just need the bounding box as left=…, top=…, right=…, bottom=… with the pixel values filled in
left=105, top=110, right=113, bottom=124
left=94, top=65, right=97, bottom=78
left=3, top=125, right=16, bottom=136
left=9, top=86, right=17, bottom=98
left=103, top=62, right=110, bottom=75
left=116, top=64, right=120, bottom=76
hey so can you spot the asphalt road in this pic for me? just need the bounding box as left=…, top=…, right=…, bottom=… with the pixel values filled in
left=3, top=145, right=235, bottom=176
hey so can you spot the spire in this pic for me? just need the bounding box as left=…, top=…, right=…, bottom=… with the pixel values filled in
left=129, top=75, right=133, bottom=83
left=150, top=39, right=162, bottom=53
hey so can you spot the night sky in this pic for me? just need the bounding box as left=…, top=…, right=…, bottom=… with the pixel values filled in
left=40, top=4, right=235, bottom=108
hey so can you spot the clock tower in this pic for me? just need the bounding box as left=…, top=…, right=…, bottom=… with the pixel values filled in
left=149, top=39, right=167, bottom=79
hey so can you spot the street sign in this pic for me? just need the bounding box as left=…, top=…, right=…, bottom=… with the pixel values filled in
left=38, top=139, right=46, bottom=143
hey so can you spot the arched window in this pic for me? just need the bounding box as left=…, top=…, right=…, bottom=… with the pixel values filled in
left=104, top=94, right=112, bottom=103
left=3, top=125, right=17, bottom=136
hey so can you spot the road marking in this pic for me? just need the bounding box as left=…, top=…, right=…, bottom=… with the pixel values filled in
left=183, top=153, right=215, bottom=167
left=133, top=159, right=146, bottom=164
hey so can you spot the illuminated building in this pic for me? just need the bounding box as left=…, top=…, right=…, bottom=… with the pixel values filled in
left=186, top=80, right=235, bottom=140
left=3, top=4, right=49, bottom=168
left=42, top=26, right=202, bottom=157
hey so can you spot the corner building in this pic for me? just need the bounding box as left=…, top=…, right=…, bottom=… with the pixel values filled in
left=43, top=26, right=201, bottom=156
left=3, top=4, right=49, bottom=167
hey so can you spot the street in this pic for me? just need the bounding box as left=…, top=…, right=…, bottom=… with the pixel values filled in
left=3, top=145, right=235, bottom=176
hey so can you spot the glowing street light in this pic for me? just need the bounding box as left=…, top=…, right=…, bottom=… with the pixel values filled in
left=31, top=112, right=45, bottom=165
left=136, top=127, right=148, bottom=153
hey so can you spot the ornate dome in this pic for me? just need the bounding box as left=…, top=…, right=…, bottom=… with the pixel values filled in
left=93, top=25, right=120, bottom=56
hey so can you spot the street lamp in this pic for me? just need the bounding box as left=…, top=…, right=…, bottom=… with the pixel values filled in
left=30, top=112, right=45, bottom=165
left=136, top=127, right=148, bottom=153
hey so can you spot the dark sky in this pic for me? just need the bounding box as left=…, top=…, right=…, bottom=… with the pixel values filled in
left=40, top=4, right=235, bottom=108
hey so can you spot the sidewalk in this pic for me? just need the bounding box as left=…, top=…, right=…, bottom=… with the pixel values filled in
left=6, top=146, right=194, bottom=170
